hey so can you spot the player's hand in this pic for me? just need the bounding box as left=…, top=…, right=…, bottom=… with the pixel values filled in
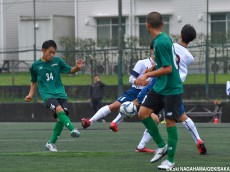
left=142, top=80, right=149, bottom=86
left=76, top=59, right=84, bottom=70
left=145, top=63, right=155, bottom=74
left=25, top=95, right=33, bottom=102
left=135, top=75, right=148, bottom=87
left=132, top=99, right=140, bottom=107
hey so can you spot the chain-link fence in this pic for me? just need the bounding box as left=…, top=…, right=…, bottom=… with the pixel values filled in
left=0, top=0, right=230, bottom=101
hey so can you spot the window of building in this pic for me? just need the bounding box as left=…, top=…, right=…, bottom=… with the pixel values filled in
left=97, top=18, right=125, bottom=47
left=139, top=16, right=169, bottom=46
left=211, top=13, right=230, bottom=44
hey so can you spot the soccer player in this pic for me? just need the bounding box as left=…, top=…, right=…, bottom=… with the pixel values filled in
left=136, top=24, right=206, bottom=155
left=25, top=40, right=84, bottom=152
left=81, top=40, right=155, bottom=131
left=110, top=41, right=156, bottom=133
left=136, top=11, right=182, bottom=170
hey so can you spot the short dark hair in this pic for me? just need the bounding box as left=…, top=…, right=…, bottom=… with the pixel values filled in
left=150, top=39, right=154, bottom=50
left=146, top=12, right=163, bottom=28
left=181, top=24, right=196, bottom=44
left=42, top=40, right=57, bottom=50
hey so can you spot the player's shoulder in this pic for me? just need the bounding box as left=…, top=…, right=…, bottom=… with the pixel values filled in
left=31, top=58, right=42, bottom=68
left=156, top=33, right=172, bottom=46
left=136, top=58, right=150, bottom=66
left=52, top=56, right=62, bottom=61
left=52, top=56, right=66, bottom=64
left=174, top=43, right=193, bottom=56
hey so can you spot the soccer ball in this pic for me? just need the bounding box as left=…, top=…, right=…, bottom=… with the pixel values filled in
left=120, top=101, right=137, bottom=118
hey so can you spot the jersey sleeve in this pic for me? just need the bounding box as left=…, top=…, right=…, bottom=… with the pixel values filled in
left=59, top=57, right=71, bottom=74
left=156, top=41, right=172, bottom=67
left=30, top=64, right=37, bottom=82
left=130, top=60, right=144, bottom=78
left=187, top=54, right=194, bottom=66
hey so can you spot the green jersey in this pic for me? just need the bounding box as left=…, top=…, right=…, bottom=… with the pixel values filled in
left=30, top=56, right=71, bottom=102
left=153, top=32, right=183, bottom=95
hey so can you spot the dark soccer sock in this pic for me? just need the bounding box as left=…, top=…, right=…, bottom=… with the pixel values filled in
left=167, top=126, right=178, bottom=163
left=57, top=111, right=74, bottom=131
left=50, top=121, right=64, bottom=144
left=142, top=116, right=165, bottom=148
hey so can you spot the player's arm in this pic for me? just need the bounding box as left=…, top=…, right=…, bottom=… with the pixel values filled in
left=145, top=62, right=156, bottom=73
left=25, top=82, right=37, bottom=102
left=129, top=74, right=149, bottom=87
left=70, top=59, right=84, bottom=74
left=147, top=65, right=172, bottom=77
left=136, top=66, right=172, bottom=86
left=129, top=61, right=149, bottom=87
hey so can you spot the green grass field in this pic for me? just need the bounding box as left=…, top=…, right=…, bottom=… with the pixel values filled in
left=0, top=72, right=230, bottom=85
left=0, top=122, right=229, bottom=172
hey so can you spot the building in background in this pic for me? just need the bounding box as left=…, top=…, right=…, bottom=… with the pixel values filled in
left=0, top=0, right=74, bottom=69
left=74, top=0, right=230, bottom=75
left=0, top=0, right=230, bottom=73
left=75, top=0, right=230, bottom=46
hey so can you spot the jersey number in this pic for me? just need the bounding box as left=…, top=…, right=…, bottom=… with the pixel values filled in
left=46, top=72, right=54, bottom=81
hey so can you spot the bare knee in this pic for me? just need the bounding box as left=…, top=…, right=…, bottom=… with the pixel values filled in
left=55, top=105, right=63, bottom=114
left=179, top=113, right=188, bottom=122
left=108, top=101, right=121, bottom=112
left=138, top=106, right=152, bottom=120
left=151, top=113, right=159, bottom=124
left=166, top=119, right=176, bottom=127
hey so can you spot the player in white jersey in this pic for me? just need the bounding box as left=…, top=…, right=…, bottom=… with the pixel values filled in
left=81, top=41, right=155, bottom=130
left=136, top=24, right=207, bottom=155
left=173, top=42, right=194, bottom=82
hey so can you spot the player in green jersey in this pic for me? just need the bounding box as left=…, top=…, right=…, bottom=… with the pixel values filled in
left=136, top=12, right=183, bottom=170
left=25, top=40, right=84, bottom=152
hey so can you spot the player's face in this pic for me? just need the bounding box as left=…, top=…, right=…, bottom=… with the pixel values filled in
left=42, top=47, right=56, bottom=61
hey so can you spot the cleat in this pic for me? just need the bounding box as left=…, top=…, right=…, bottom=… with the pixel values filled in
left=45, top=142, right=57, bottom=152
left=81, top=118, right=91, bottom=129
left=109, top=122, right=118, bottom=132
left=197, top=139, right=207, bottom=155
left=135, top=147, right=155, bottom=153
left=71, top=129, right=80, bottom=138
left=158, top=160, right=175, bottom=170
left=150, top=144, right=167, bottom=163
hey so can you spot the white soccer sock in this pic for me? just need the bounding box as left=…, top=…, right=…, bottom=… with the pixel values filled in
left=90, top=105, right=111, bottom=123
left=182, top=117, right=201, bottom=143
left=112, top=113, right=124, bottom=124
left=137, top=129, right=152, bottom=149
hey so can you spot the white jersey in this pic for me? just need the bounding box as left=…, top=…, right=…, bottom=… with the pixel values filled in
left=129, top=57, right=154, bottom=89
left=174, top=43, right=194, bottom=82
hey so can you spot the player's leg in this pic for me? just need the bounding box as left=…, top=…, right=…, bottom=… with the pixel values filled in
left=45, top=98, right=64, bottom=151
left=157, top=94, right=181, bottom=170
left=49, top=121, right=64, bottom=144
left=138, top=90, right=167, bottom=162
left=136, top=113, right=159, bottom=153
left=91, top=101, right=120, bottom=123
left=45, top=99, right=79, bottom=151
left=45, top=120, right=64, bottom=152
left=179, top=103, right=207, bottom=154
left=47, top=98, right=80, bottom=137
left=82, top=101, right=120, bottom=129
left=110, top=88, right=142, bottom=132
